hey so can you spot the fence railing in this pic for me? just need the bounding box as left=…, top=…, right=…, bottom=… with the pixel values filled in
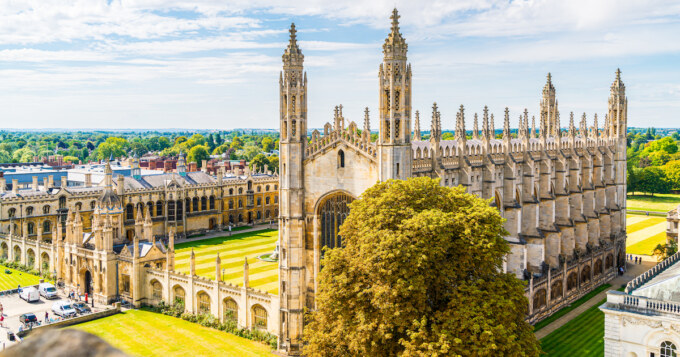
left=625, top=251, right=680, bottom=293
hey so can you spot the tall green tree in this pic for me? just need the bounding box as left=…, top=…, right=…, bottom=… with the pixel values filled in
left=304, top=177, right=539, bottom=357
left=187, top=145, right=210, bottom=167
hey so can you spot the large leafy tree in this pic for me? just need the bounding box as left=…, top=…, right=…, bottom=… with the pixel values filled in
left=304, top=177, right=539, bottom=357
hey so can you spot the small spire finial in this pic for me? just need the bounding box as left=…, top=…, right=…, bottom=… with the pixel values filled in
left=547, top=72, right=552, bottom=84
left=391, top=8, right=400, bottom=32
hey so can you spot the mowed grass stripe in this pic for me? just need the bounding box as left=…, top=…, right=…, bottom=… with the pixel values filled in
left=174, top=230, right=279, bottom=293
left=627, top=221, right=668, bottom=245
left=174, top=230, right=277, bottom=250
left=540, top=298, right=605, bottom=356
left=70, top=309, right=273, bottom=357
left=625, top=215, right=648, bottom=226
left=625, top=217, right=665, bottom=234
left=627, top=231, right=668, bottom=256
left=175, top=235, right=277, bottom=258
left=175, top=247, right=276, bottom=272
left=0, top=265, right=44, bottom=291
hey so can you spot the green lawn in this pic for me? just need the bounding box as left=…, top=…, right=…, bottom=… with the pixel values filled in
left=540, top=298, right=606, bottom=356
left=533, top=284, right=611, bottom=332
left=69, top=309, right=273, bottom=357
left=0, top=265, right=43, bottom=291
left=625, top=214, right=669, bottom=255
left=175, top=230, right=279, bottom=294
left=627, top=193, right=680, bottom=212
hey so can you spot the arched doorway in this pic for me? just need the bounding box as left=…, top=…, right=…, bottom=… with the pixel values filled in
left=317, top=192, right=354, bottom=258
left=248, top=212, right=252, bottom=224
left=84, top=270, right=93, bottom=296
left=209, top=218, right=215, bottom=230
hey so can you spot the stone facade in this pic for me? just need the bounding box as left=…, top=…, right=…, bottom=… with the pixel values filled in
left=278, top=9, right=628, bottom=355
left=602, top=252, right=680, bottom=357
left=0, top=158, right=281, bottom=335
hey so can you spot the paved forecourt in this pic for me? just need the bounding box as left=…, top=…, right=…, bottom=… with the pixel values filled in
left=174, top=229, right=279, bottom=294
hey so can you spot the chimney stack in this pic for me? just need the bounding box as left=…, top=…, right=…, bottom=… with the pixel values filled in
left=60, top=175, right=67, bottom=187
left=85, top=173, right=92, bottom=188
left=32, top=176, right=38, bottom=191
left=11, top=179, right=18, bottom=194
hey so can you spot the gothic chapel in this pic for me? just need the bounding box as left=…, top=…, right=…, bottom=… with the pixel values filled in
left=278, top=9, right=627, bottom=355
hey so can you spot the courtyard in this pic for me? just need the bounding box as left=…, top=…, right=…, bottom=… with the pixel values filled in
left=70, top=309, right=273, bottom=357
left=625, top=214, right=670, bottom=255
left=174, top=229, right=279, bottom=294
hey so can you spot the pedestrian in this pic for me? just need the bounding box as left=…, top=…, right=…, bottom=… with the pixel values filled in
left=0, top=314, right=4, bottom=328
left=45, top=311, right=49, bottom=323
left=0, top=301, right=4, bottom=315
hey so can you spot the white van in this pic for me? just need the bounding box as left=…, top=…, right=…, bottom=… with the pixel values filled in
left=52, top=300, right=77, bottom=318
left=38, top=283, right=58, bottom=299
left=19, top=286, right=40, bottom=303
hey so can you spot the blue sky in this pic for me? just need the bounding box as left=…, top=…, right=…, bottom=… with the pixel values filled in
left=1, top=0, right=679, bottom=130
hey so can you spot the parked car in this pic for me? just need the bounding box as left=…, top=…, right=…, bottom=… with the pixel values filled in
left=51, top=301, right=77, bottom=318
left=19, top=287, right=39, bottom=303
left=38, top=283, right=58, bottom=299
left=19, top=313, right=38, bottom=327
left=72, top=302, right=91, bottom=314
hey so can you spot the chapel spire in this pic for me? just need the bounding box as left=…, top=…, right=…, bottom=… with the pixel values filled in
left=383, top=8, right=407, bottom=60
left=413, top=110, right=421, bottom=141
left=282, top=23, right=303, bottom=68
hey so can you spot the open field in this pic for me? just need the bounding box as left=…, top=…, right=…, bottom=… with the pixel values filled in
left=540, top=298, right=606, bottom=356
left=0, top=265, right=43, bottom=291
left=627, top=193, right=680, bottom=212
left=70, top=309, right=273, bottom=357
left=174, top=230, right=279, bottom=294
left=625, top=215, right=668, bottom=255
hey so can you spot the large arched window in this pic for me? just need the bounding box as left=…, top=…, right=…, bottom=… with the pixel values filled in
left=229, top=200, right=234, bottom=209
left=197, top=291, right=211, bottom=314
left=156, top=201, right=163, bottom=216
left=8, top=208, right=16, bottom=218
left=201, top=197, right=207, bottom=211
left=26, top=206, right=34, bottom=216
left=661, top=341, right=677, bottom=357
left=223, top=298, right=238, bottom=322
left=318, top=193, right=354, bottom=257
left=533, top=289, right=546, bottom=310
left=27, top=222, right=35, bottom=235
left=209, top=196, right=215, bottom=210
left=43, top=220, right=51, bottom=233
left=252, top=304, right=267, bottom=329
left=192, top=197, right=199, bottom=212
left=43, top=205, right=50, bottom=214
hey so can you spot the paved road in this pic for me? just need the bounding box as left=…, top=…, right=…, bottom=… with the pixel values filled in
left=0, top=288, right=107, bottom=350
left=535, top=258, right=656, bottom=340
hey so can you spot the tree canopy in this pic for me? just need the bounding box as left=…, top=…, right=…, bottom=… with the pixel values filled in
left=304, top=177, right=539, bottom=357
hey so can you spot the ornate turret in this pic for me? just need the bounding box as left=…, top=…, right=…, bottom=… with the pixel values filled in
left=280, top=23, right=307, bottom=143
left=608, top=68, right=627, bottom=138
left=177, top=151, right=187, bottom=177
left=540, top=73, right=559, bottom=137
left=472, top=113, right=479, bottom=140
left=131, top=153, right=141, bottom=180
left=378, top=8, right=412, bottom=180
left=363, top=107, right=371, bottom=142
left=413, top=110, right=421, bottom=141
left=383, top=8, right=408, bottom=60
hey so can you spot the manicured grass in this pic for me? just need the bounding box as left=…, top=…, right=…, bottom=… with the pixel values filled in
left=625, top=215, right=669, bottom=255
left=627, top=231, right=668, bottom=255
left=0, top=265, right=43, bottom=291
left=69, top=309, right=273, bottom=357
left=540, top=298, right=607, bottom=356
left=533, top=284, right=611, bottom=332
left=627, top=193, right=680, bottom=212
left=175, top=230, right=279, bottom=294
